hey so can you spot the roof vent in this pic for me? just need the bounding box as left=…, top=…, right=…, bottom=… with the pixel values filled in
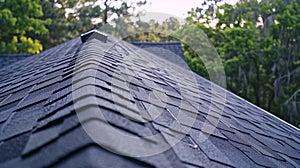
left=81, top=29, right=108, bottom=43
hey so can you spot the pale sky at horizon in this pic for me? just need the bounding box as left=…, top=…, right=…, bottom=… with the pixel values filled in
left=144, top=0, right=203, bottom=18
left=90, top=0, right=240, bottom=24
left=143, top=0, right=239, bottom=18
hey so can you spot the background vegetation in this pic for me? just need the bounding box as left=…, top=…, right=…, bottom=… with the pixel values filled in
left=0, top=0, right=299, bottom=127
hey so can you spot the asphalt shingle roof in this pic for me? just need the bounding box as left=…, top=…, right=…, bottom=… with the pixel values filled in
left=0, top=32, right=300, bottom=168
left=0, top=54, right=33, bottom=68
left=131, top=42, right=188, bottom=69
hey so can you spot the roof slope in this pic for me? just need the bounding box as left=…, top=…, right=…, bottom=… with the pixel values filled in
left=131, top=42, right=188, bottom=69
left=0, top=34, right=299, bottom=168
left=0, top=54, right=33, bottom=68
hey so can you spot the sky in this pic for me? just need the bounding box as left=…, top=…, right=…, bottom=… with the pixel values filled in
left=91, top=0, right=239, bottom=24
left=144, top=0, right=203, bottom=18
left=143, top=0, right=239, bottom=18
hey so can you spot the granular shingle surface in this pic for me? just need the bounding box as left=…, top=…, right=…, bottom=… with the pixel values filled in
left=131, top=41, right=188, bottom=69
left=0, top=54, right=32, bottom=68
left=0, top=34, right=299, bottom=168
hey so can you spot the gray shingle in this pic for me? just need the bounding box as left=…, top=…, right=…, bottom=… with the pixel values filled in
left=242, top=148, right=277, bottom=167
left=196, top=136, right=234, bottom=167
left=0, top=103, right=44, bottom=140
left=22, top=122, right=61, bottom=155
left=0, top=133, right=30, bottom=163
left=131, top=42, right=188, bottom=69
left=54, top=146, right=155, bottom=168
left=0, top=54, right=32, bottom=69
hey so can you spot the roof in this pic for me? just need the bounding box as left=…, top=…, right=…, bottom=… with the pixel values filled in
left=0, top=54, right=33, bottom=68
left=0, top=32, right=299, bottom=168
left=131, top=42, right=188, bottom=69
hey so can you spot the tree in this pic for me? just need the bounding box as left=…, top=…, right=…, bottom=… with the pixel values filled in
left=0, top=0, right=50, bottom=54
left=122, top=17, right=180, bottom=42
left=269, top=0, right=300, bottom=125
left=185, top=0, right=300, bottom=127
left=68, top=0, right=146, bottom=32
left=30, top=0, right=75, bottom=50
left=37, top=0, right=147, bottom=49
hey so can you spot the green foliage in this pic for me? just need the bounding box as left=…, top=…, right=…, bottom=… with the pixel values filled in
left=35, top=0, right=74, bottom=49
left=123, top=17, right=180, bottom=42
left=0, top=0, right=49, bottom=54
left=185, top=0, right=300, bottom=127
left=37, top=0, right=147, bottom=49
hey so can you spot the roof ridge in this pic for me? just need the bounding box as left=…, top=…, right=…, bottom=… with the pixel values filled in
left=0, top=54, right=33, bottom=57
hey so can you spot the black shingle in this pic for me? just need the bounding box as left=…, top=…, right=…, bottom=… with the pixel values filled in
left=0, top=108, right=14, bottom=123
left=250, top=132, right=300, bottom=159
left=220, top=130, right=251, bottom=146
left=0, top=54, right=32, bottom=69
left=278, top=154, right=300, bottom=167
left=131, top=42, right=188, bottom=69
left=242, top=147, right=277, bottom=167
left=0, top=133, right=30, bottom=163
left=0, top=87, right=31, bottom=106
left=22, top=122, right=61, bottom=155
left=173, top=140, right=210, bottom=167
left=197, top=136, right=234, bottom=166
left=0, top=103, right=44, bottom=140
left=53, top=146, right=155, bottom=168
left=208, top=135, right=258, bottom=167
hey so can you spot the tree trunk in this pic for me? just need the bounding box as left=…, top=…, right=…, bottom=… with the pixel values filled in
left=104, top=0, right=108, bottom=24
left=255, top=64, right=261, bottom=107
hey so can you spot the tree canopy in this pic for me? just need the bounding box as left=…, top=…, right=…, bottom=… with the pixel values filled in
left=183, top=0, right=300, bottom=127
left=0, top=0, right=50, bottom=54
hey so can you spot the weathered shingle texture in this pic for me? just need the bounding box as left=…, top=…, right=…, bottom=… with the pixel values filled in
left=131, top=42, right=188, bottom=69
left=0, top=35, right=299, bottom=168
left=0, top=54, right=32, bottom=68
